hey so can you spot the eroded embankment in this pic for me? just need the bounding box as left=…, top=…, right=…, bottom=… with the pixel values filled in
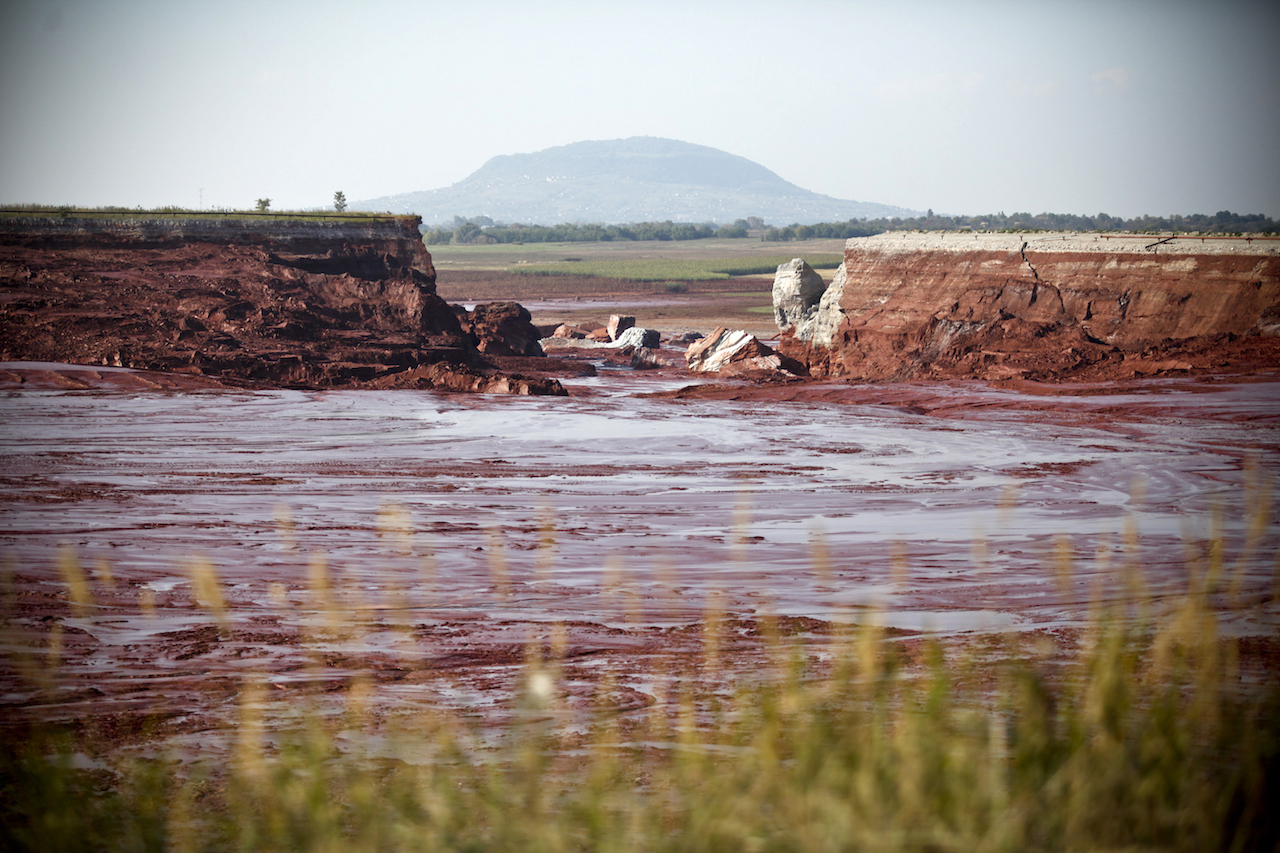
left=0, top=216, right=566, bottom=393
left=777, top=232, right=1280, bottom=381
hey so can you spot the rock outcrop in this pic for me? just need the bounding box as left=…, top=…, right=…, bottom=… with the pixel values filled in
left=552, top=323, right=591, bottom=340
left=367, top=361, right=565, bottom=395
left=777, top=232, right=1280, bottom=381
left=772, top=258, right=827, bottom=335
left=686, top=327, right=799, bottom=375
left=612, top=327, right=660, bottom=349
left=630, top=347, right=667, bottom=370
left=0, top=215, right=564, bottom=393
left=456, top=301, right=545, bottom=356
left=607, top=314, right=636, bottom=341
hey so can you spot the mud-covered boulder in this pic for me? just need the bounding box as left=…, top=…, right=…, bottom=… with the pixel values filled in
left=458, top=301, right=545, bottom=357
left=685, top=326, right=802, bottom=375
left=630, top=347, right=668, bottom=369
left=613, top=327, right=660, bottom=348
left=374, top=361, right=567, bottom=396
left=552, top=323, right=590, bottom=340
left=608, top=314, right=636, bottom=341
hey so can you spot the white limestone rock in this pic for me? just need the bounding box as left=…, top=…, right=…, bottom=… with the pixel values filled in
left=685, top=326, right=783, bottom=373
left=772, top=258, right=827, bottom=333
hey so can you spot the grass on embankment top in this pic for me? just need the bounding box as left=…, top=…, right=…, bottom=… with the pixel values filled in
left=0, top=205, right=410, bottom=224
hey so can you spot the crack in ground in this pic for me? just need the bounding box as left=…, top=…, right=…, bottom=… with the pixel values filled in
left=1018, top=241, right=1045, bottom=306
left=1019, top=242, right=1043, bottom=284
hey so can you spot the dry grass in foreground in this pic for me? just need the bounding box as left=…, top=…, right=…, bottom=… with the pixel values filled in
left=3, top=589, right=1277, bottom=849
left=2, top=525, right=1278, bottom=852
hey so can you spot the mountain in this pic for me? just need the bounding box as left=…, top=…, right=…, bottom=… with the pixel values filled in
left=354, top=137, right=917, bottom=226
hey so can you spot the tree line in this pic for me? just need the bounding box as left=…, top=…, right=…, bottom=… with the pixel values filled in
left=761, top=209, right=1279, bottom=240
left=424, top=210, right=1278, bottom=245
left=423, top=217, right=726, bottom=245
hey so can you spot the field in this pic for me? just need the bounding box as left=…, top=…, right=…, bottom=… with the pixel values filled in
left=428, top=236, right=848, bottom=271
left=430, top=237, right=847, bottom=337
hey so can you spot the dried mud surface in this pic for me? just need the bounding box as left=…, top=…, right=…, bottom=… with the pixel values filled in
left=2, top=363, right=1278, bottom=757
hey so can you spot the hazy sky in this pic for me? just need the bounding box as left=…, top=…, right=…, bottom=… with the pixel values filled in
left=2, top=0, right=1277, bottom=218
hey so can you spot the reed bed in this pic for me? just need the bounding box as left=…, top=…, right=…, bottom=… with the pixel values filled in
left=1, top=507, right=1277, bottom=852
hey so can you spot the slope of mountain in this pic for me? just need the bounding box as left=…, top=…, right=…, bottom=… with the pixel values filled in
left=355, top=137, right=916, bottom=226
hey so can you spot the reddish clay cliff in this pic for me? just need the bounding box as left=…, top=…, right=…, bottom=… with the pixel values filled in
left=777, top=233, right=1280, bottom=381
left=0, top=216, right=565, bottom=393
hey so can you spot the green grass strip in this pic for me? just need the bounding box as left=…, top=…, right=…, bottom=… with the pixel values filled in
left=0, top=205, right=409, bottom=223
left=514, top=253, right=845, bottom=281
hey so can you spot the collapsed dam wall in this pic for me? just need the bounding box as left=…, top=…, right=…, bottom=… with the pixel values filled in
left=0, top=215, right=437, bottom=282
left=776, top=232, right=1280, bottom=382
left=0, top=216, right=563, bottom=393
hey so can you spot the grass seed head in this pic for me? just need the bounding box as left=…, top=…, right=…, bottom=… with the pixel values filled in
left=57, top=545, right=92, bottom=617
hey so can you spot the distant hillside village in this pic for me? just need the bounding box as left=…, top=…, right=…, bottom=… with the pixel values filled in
left=425, top=210, right=1279, bottom=245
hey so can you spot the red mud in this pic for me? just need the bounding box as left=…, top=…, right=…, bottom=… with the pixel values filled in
left=2, top=222, right=1279, bottom=757
left=1, top=365, right=1278, bottom=756
left=0, top=217, right=566, bottom=395
left=780, top=238, right=1280, bottom=382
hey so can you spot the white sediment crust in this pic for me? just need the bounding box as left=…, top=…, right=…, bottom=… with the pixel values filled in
left=846, top=231, right=1279, bottom=256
